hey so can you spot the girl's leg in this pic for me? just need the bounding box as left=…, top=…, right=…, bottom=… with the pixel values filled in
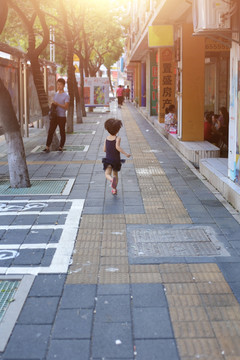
left=111, top=170, right=118, bottom=194
left=112, top=170, right=118, bottom=187
left=105, top=166, right=113, bottom=182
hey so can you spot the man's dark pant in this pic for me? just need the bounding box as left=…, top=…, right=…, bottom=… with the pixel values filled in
left=46, top=116, right=66, bottom=148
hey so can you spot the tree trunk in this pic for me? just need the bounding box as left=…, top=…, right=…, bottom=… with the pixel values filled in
left=28, top=56, right=59, bottom=150
left=59, top=0, right=75, bottom=133
left=5, top=131, right=30, bottom=188
left=107, top=67, right=114, bottom=93
left=8, top=1, right=59, bottom=149
left=74, top=74, right=82, bottom=124
left=66, top=62, right=75, bottom=133
left=84, top=58, right=89, bottom=77
left=79, top=58, right=86, bottom=117
left=0, top=79, right=30, bottom=188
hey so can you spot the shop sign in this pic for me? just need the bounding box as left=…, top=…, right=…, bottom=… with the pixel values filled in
left=150, top=52, right=158, bottom=115
left=235, top=61, right=240, bottom=185
left=205, top=38, right=230, bottom=52
left=159, top=48, right=175, bottom=122
left=148, top=25, right=174, bottom=47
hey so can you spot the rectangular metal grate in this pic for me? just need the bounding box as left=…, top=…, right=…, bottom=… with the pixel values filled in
left=127, top=225, right=230, bottom=258
left=0, top=281, right=20, bottom=322
left=0, top=180, right=68, bottom=195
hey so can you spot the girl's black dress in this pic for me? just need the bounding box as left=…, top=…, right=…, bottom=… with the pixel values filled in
left=102, top=138, right=124, bottom=172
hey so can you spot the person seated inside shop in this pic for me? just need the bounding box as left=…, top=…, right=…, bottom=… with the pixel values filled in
left=204, top=108, right=229, bottom=151
left=164, top=104, right=177, bottom=133
left=204, top=111, right=215, bottom=143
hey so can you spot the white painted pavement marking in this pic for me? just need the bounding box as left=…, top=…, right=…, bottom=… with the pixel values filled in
left=0, top=199, right=85, bottom=275
left=0, top=203, right=48, bottom=212
left=0, top=225, right=65, bottom=230
left=0, top=244, right=59, bottom=250
left=62, top=178, right=75, bottom=196
left=0, top=212, right=69, bottom=216
left=0, top=250, right=19, bottom=260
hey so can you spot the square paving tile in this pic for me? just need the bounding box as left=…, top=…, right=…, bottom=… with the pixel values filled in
left=135, top=339, right=179, bottom=360
left=133, top=307, right=173, bottom=339
left=18, top=297, right=59, bottom=324
left=46, top=340, right=90, bottom=360
left=92, top=322, right=133, bottom=358
left=95, top=295, right=131, bottom=323
left=131, top=284, right=167, bottom=307
left=60, top=284, right=96, bottom=309
left=66, top=273, right=98, bottom=284
left=130, top=272, right=162, bottom=283
left=52, top=309, right=93, bottom=339
left=169, top=307, right=209, bottom=322
left=172, top=321, right=215, bottom=338
left=164, top=283, right=199, bottom=295
left=98, top=272, right=129, bottom=284
left=177, top=338, right=222, bottom=358
left=3, top=324, right=51, bottom=359
left=218, top=263, right=240, bottom=283
left=29, top=274, right=66, bottom=297
left=97, top=284, right=130, bottom=295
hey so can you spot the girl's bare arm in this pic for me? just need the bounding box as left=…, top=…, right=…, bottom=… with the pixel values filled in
left=103, top=140, right=106, bottom=152
left=116, top=137, right=131, bottom=158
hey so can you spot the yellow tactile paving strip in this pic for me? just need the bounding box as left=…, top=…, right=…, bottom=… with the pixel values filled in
left=66, top=107, right=240, bottom=358
left=122, top=106, right=192, bottom=224
left=164, top=264, right=240, bottom=359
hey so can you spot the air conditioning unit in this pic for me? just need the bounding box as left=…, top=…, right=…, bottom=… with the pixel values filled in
left=193, top=0, right=231, bottom=33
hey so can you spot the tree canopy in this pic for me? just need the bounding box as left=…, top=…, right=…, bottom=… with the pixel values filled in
left=0, top=0, right=129, bottom=74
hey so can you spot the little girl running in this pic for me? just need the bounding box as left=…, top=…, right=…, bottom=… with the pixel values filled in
left=102, top=118, right=131, bottom=195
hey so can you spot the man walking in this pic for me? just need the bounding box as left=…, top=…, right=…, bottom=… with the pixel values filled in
left=43, top=78, right=70, bottom=152
left=116, top=85, right=124, bottom=108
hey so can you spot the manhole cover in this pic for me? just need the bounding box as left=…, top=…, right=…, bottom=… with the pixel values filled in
left=127, top=225, right=230, bottom=258
left=0, top=280, right=20, bottom=322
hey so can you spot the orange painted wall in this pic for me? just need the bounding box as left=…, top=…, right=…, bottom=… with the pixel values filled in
left=137, top=63, right=142, bottom=107
left=182, top=23, right=205, bottom=141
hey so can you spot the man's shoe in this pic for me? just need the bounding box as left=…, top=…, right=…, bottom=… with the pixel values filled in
left=43, top=148, right=50, bottom=153
left=58, top=147, right=63, bottom=152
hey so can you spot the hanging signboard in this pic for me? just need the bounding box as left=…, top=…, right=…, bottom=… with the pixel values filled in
left=159, top=48, right=175, bottom=122
left=148, top=25, right=174, bottom=47
left=84, top=77, right=110, bottom=107
left=235, top=61, right=240, bottom=185
left=150, top=52, right=158, bottom=116
left=205, top=37, right=230, bottom=52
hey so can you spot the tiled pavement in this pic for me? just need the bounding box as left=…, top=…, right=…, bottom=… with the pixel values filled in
left=0, top=102, right=240, bottom=359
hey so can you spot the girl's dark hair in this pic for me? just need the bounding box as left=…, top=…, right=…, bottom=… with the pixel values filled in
left=104, top=118, right=123, bottom=135
left=165, top=104, right=175, bottom=114
left=57, top=78, right=66, bottom=86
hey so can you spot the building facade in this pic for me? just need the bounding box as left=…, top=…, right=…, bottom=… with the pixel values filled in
left=125, top=0, right=240, bottom=188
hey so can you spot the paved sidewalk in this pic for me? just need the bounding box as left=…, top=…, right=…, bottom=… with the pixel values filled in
left=0, top=102, right=240, bottom=359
